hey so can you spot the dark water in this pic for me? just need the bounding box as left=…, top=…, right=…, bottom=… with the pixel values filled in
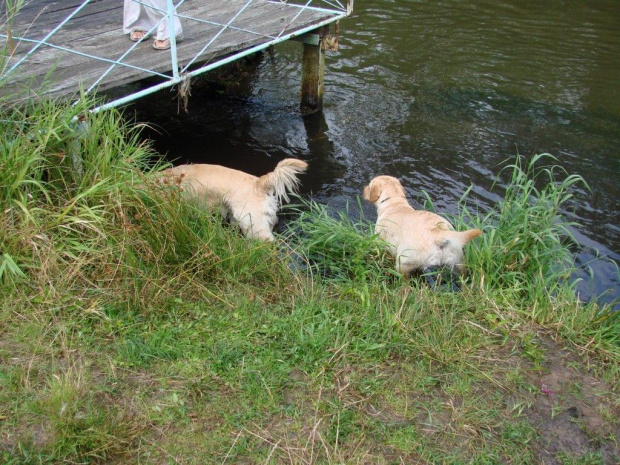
left=129, top=0, right=620, bottom=309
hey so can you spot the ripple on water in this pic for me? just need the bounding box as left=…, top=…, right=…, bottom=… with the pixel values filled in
left=132, top=0, right=620, bottom=309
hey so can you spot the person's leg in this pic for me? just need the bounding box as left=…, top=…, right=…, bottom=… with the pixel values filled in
left=141, top=0, right=183, bottom=41
left=123, top=0, right=152, bottom=37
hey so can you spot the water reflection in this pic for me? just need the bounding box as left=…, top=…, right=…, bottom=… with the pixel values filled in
left=129, top=0, right=619, bottom=308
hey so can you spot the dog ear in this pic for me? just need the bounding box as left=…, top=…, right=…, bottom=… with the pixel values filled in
left=368, top=182, right=381, bottom=203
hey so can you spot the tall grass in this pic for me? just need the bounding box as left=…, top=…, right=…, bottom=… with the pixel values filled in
left=451, top=155, right=620, bottom=346
left=0, top=97, right=152, bottom=207
left=0, top=93, right=155, bottom=287
left=1, top=53, right=618, bottom=462
left=1, top=0, right=25, bottom=64
left=0, top=88, right=295, bottom=461
left=457, top=153, right=585, bottom=301
left=283, top=198, right=393, bottom=283
left=0, top=93, right=290, bottom=297
left=286, top=154, right=584, bottom=302
left=284, top=155, right=618, bottom=349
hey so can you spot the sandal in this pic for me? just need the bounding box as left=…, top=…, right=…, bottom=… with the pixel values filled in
left=129, top=29, right=150, bottom=42
left=152, top=35, right=184, bottom=50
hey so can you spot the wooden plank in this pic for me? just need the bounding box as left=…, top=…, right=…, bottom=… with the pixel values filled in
left=5, top=2, right=301, bottom=81
left=50, top=10, right=329, bottom=96
left=8, top=2, right=323, bottom=76
left=7, top=1, right=312, bottom=65
left=1, top=0, right=343, bottom=101
left=6, top=0, right=116, bottom=31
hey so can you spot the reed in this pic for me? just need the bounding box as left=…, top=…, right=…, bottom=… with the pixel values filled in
left=448, top=155, right=620, bottom=344
left=457, top=153, right=585, bottom=301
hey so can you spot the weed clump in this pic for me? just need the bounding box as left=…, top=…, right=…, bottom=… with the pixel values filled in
left=460, top=153, right=586, bottom=302
left=283, top=198, right=394, bottom=284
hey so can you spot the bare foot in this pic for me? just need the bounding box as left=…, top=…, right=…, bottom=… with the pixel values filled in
left=129, top=30, right=147, bottom=42
left=152, top=38, right=170, bottom=50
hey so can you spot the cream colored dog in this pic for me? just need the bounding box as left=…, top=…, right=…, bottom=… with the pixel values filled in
left=162, top=158, right=308, bottom=241
left=362, top=175, right=483, bottom=278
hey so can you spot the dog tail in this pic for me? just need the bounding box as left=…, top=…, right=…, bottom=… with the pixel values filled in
left=257, top=158, right=309, bottom=202
left=435, top=228, right=483, bottom=248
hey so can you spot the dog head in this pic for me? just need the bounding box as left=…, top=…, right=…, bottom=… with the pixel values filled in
left=362, top=175, right=408, bottom=205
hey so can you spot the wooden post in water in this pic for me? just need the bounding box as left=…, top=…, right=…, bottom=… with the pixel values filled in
left=299, top=26, right=329, bottom=115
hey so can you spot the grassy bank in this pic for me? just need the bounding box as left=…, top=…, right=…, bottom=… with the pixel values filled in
left=1, top=92, right=619, bottom=464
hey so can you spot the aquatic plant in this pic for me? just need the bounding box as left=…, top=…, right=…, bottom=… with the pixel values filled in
left=456, top=153, right=585, bottom=299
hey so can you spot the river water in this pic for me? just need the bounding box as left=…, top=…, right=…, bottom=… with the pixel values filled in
left=130, top=0, right=620, bottom=308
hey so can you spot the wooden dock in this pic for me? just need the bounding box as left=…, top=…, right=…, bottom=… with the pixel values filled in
left=1, top=0, right=349, bottom=111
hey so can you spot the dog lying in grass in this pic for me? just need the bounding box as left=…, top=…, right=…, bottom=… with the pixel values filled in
left=362, top=175, right=483, bottom=278
left=161, top=158, right=308, bottom=241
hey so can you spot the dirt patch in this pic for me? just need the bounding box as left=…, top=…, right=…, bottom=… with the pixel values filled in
left=523, top=338, right=620, bottom=464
